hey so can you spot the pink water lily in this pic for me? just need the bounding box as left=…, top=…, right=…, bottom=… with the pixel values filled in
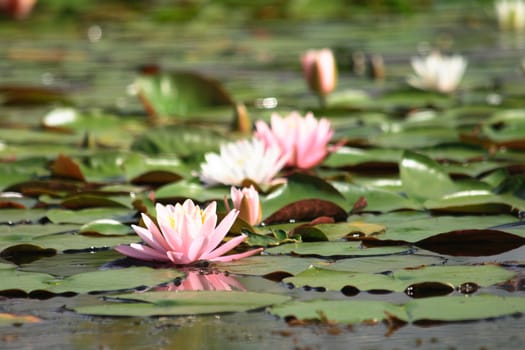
left=115, top=200, right=263, bottom=265
left=230, top=186, right=262, bottom=226
left=301, top=48, right=337, bottom=97
left=255, top=111, right=334, bottom=169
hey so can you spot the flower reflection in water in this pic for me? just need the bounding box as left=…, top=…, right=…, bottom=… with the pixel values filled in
left=155, top=269, right=246, bottom=292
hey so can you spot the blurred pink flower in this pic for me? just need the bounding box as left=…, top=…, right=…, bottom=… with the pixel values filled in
left=115, top=200, right=263, bottom=265
left=255, top=111, right=334, bottom=169
left=230, top=186, right=262, bottom=226
left=0, top=0, right=37, bottom=19
left=155, top=270, right=246, bottom=292
left=301, top=49, right=337, bottom=97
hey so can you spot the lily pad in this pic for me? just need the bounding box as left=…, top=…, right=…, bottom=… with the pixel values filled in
left=75, top=290, right=291, bottom=316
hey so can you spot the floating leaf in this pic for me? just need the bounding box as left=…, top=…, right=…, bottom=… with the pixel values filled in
left=283, top=264, right=514, bottom=293
left=49, top=267, right=183, bottom=294
left=263, top=199, right=347, bottom=225
left=75, top=290, right=291, bottom=317
left=79, top=219, right=134, bottom=236
left=265, top=242, right=410, bottom=259
left=46, top=207, right=136, bottom=225
left=270, top=295, right=525, bottom=325
left=261, top=173, right=349, bottom=221
left=50, top=154, right=86, bottom=182
left=135, top=71, right=234, bottom=121
left=0, top=312, right=41, bottom=326
left=400, top=151, right=457, bottom=201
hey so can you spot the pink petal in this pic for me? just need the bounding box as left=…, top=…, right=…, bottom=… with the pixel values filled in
left=131, top=223, right=167, bottom=253
left=201, top=234, right=247, bottom=261
left=141, top=213, right=172, bottom=251
left=166, top=251, right=189, bottom=265
left=209, top=247, right=264, bottom=262
left=155, top=203, right=182, bottom=251
left=115, top=243, right=170, bottom=262
left=201, top=209, right=239, bottom=255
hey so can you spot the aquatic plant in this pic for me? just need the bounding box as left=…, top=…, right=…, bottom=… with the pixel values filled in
left=115, top=200, right=263, bottom=264
left=408, top=51, right=467, bottom=94
left=200, top=138, right=287, bottom=186
left=301, top=48, right=337, bottom=106
left=495, top=0, right=525, bottom=31
left=229, top=186, right=262, bottom=226
left=255, top=111, right=334, bottom=169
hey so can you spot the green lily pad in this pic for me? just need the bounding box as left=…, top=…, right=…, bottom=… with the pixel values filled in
left=265, top=241, right=410, bottom=259
left=270, top=295, right=525, bottom=324
left=75, top=290, right=291, bottom=316
left=135, top=71, right=234, bottom=121
left=79, top=219, right=134, bottom=236
left=283, top=264, right=514, bottom=293
left=46, top=208, right=136, bottom=225
left=400, top=151, right=458, bottom=201
left=49, top=267, right=183, bottom=294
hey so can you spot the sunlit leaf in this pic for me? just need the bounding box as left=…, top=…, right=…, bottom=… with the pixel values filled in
left=135, top=71, right=234, bottom=120
left=75, top=291, right=291, bottom=316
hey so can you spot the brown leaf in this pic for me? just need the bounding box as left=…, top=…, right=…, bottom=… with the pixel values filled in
left=263, top=199, right=348, bottom=225
left=415, top=229, right=525, bottom=256
left=50, top=154, right=86, bottom=182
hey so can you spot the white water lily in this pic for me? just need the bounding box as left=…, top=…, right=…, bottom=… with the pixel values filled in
left=408, top=52, right=467, bottom=94
left=495, top=0, right=525, bottom=31
left=200, top=138, right=287, bottom=186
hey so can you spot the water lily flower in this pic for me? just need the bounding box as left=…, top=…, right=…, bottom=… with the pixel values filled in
left=115, top=200, right=263, bottom=265
left=199, top=138, right=287, bottom=186
left=255, top=111, right=334, bottom=169
left=301, top=49, right=337, bottom=102
left=495, top=0, right=525, bottom=31
left=0, top=0, right=37, bottom=19
left=230, top=186, right=262, bottom=226
left=408, top=51, right=467, bottom=94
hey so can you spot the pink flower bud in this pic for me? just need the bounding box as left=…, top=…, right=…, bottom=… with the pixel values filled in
left=301, top=49, right=337, bottom=97
left=231, top=186, right=262, bottom=226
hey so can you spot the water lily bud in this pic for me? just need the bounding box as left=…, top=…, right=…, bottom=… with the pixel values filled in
left=301, top=49, right=337, bottom=97
left=231, top=186, right=262, bottom=226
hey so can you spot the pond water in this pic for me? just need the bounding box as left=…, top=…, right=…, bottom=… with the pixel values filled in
left=1, top=1, right=525, bottom=349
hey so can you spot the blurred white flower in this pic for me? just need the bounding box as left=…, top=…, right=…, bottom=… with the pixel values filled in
left=408, top=52, right=467, bottom=94
left=495, top=0, right=525, bottom=31
left=200, top=138, right=287, bottom=186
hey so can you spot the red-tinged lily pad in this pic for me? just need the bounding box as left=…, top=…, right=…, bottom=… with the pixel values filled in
left=50, top=154, right=86, bottom=182
left=130, top=170, right=183, bottom=186
left=263, top=198, right=347, bottom=225
left=0, top=85, right=67, bottom=106
left=135, top=71, right=235, bottom=121
left=261, top=173, right=349, bottom=221
left=0, top=312, right=41, bottom=326
left=0, top=244, right=56, bottom=265
left=414, top=229, right=525, bottom=256
left=5, top=179, right=92, bottom=198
